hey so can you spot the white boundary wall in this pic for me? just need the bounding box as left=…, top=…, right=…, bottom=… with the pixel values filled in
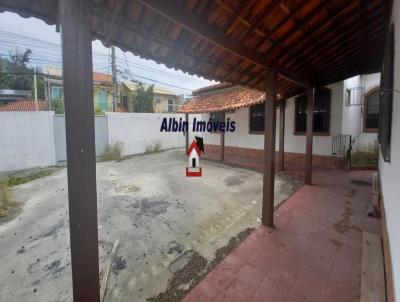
left=0, top=111, right=56, bottom=172
left=343, top=73, right=380, bottom=152
left=0, top=112, right=202, bottom=172
left=379, top=0, right=400, bottom=299
left=106, top=113, right=201, bottom=156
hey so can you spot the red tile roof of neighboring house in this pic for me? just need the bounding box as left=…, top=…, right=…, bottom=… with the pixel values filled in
left=0, top=100, right=46, bottom=111
left=93, top=72, right=112, bottom=84
left=178, top=85, right=265, bottom=113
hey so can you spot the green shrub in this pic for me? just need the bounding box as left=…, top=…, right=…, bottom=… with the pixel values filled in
left=95, top=106, right=105, bottom=115
left=351, top=150, right=378, bottom=166
left=53, top=97, right=64, bottom=114
left=0, top=179, right=12, bottom=219
left=100, top=142, right=123, bottom=161
left=145, top=141, right=162, bottom=154
left=7, top=170, right=52, bottom=187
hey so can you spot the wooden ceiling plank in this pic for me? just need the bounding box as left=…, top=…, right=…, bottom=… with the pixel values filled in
left=167, top=0, right=207, bottom=66
left=240, top=0, right=281, bottom=41
left=212, top=0, right=276, bottom=77
left=293, top=7, right=386, bottom=71
left=263, top=0, right=332, bottom=55
left=136, top=0, right=311, bottom=87
left=105, top=0, right=127, bottom=45
left=314, top=32, right=383, bottom=77
left=278, top=0, right=382, bottom=66
left=312, top=27, right=384, bottom=74
left=252, top=0, right=308, bottom=50
left=221, top=0, right=257, bottom=34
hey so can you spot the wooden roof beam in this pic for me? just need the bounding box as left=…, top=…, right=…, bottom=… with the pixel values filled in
left=136, top=0, right=311, bottom=88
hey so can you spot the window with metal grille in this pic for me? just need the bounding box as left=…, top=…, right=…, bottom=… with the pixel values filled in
left=210, top=111, right=224, bottom=122
left=364, top=88, right=380, bottom=132
left=210, top=111, right=225, bottom=132
left=345, top=87, right=364, bottom=106
left=249, top=103, right=265, bottom=133
left=294, top=87, right=331, bottom=134
left=378, top=23, right=394, bottom=162
left=168, top=99, right=173, bottom=112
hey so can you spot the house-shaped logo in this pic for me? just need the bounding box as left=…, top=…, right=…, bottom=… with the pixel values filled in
left=186, top=140, right=202, bottom=177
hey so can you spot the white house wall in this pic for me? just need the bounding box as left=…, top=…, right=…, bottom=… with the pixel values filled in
left=342, top=73, right=380, bottom=151
left=379, top=0, right=400, bottom=298
left=200, top=81, right=344, bottom=157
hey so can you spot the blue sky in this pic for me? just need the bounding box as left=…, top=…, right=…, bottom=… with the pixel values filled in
left=0, top=12, right=216, bottom=95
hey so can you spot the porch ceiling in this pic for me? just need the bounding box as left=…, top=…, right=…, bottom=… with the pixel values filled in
left=0, top=0, right=392, bottom=98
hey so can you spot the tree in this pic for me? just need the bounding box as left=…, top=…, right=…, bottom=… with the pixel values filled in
left=52, top=97, right=64, bottom=114
left=0, top=48, right=45, bottom=99
left=130, top=84, right=154, bottom=113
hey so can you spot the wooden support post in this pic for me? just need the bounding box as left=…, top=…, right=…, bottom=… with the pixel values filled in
left=278, top=100, right=285, bottom=171
left=262, top=70, right=277, bottom=227
left=220, top=112, right=225, bottom=162
left=305, top=87, right=314, bottom=185
left=60, top=0, right=100, bottom=301
left=185, top=113, right=189, bottom=151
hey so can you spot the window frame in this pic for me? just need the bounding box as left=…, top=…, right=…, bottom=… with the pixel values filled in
left=293, top=87, right=331, bottom=136
left=210, top=111, right=225, bottom=133
left=51, top=86, right=63, bottom=100
left=363, top=86, right=380, bottom=133
left=167, top=99, right=174, bottom=113
left=248, top=103, right=265, bottom=134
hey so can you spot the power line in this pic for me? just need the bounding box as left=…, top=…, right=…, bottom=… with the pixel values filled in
left=0, top=28, right=213, bottom=93
left=0, top=29, right=197, bottom=81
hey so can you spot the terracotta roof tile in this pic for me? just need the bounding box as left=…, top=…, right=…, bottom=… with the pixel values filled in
left=178, top=86, right=265, bottom=113
left=0, top=100, right=46, bottom=111
left=93, top=72, right=112, bottom=83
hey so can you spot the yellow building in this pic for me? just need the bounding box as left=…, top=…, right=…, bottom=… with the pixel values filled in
left=120, top=82, right=183, bottom=113
left=43, top=66, right=117, bottom=112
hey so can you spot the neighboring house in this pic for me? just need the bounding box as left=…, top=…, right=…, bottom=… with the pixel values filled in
left=179, top=73, right=380, bottom=169
left=0, top=99, right=46, bottom=111
left=43, top=66, right=115, bottom=112
left=0, top=89, right=31, bottom=105
left=120, top=82, right=183, bottom=113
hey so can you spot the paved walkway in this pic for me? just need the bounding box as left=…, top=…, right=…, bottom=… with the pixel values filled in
left=182, top=169, right=380, bottom=302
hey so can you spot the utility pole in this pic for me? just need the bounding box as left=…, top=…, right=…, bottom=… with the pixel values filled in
left=47, top=70, right=52, bottom=111
left=111, top=46, right=118, bottom=112
left=33, top=69, right=38, bottom=111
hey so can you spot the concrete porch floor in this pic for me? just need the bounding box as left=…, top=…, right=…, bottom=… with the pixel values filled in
left=0, top=149, right=303, bottom=302
left=183, top=169, right=381, bottom=302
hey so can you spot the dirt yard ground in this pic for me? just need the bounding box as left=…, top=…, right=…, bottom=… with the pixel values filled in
left=0, top=149, right=302, bottom=302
